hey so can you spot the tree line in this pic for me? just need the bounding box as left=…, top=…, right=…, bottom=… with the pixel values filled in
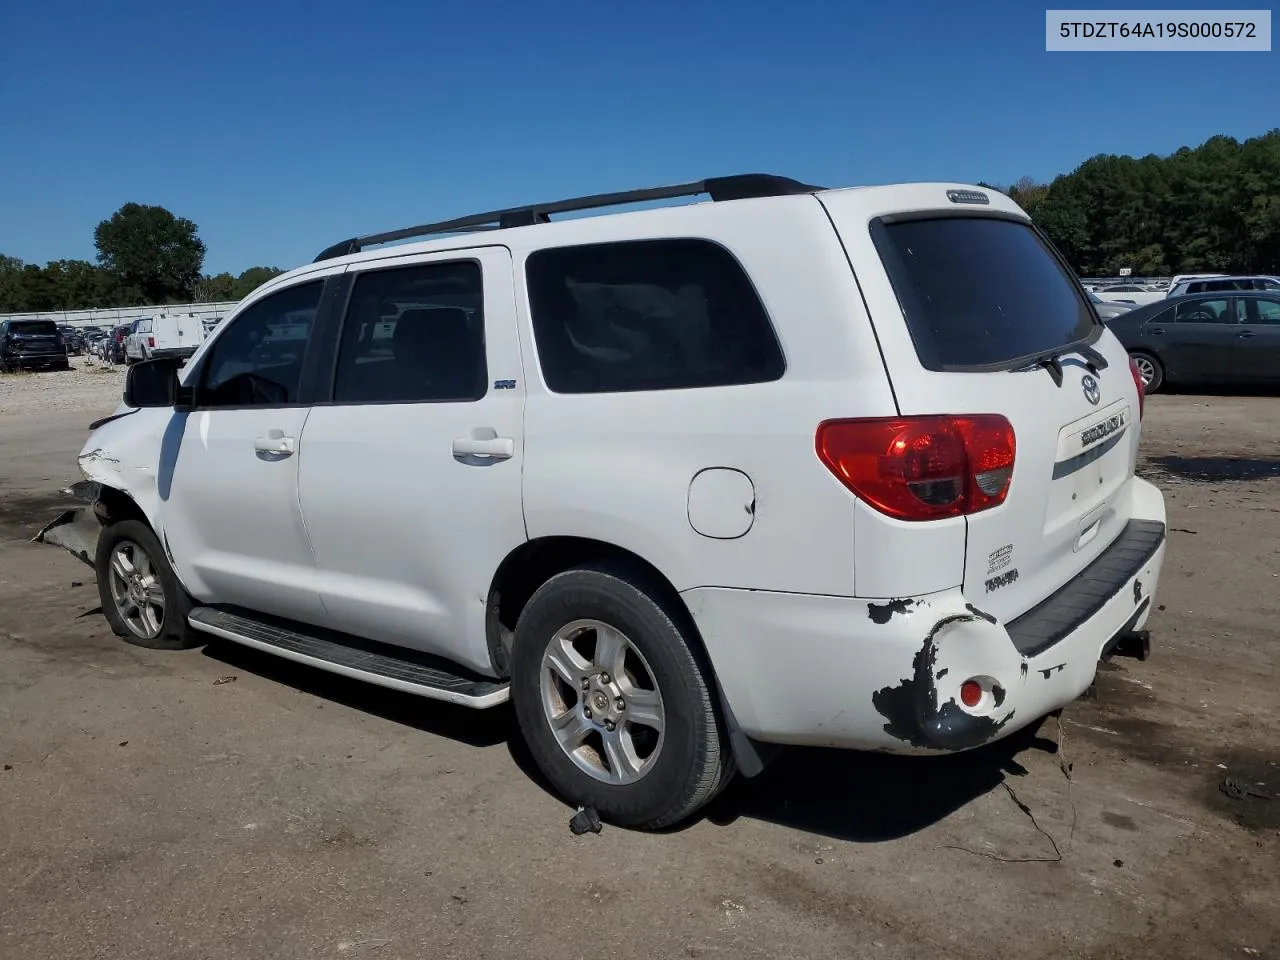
left=4, top=130, right=1278, bottom=315
left=985, top=129, right=1280, bottom=276
left=0, top=202, right=283, bottom=313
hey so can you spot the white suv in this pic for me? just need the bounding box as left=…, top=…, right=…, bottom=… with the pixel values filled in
left=37, top=175, right=1167, bottom=829
left=1166, top=275, right=1280, bottom=298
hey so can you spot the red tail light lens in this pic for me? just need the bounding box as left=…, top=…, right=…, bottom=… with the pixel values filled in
left=147, top=336, right=155, bottom=348
left=815, top=415, right=1016, bottom=521
left=1128, top=357, right=1145, bottom=419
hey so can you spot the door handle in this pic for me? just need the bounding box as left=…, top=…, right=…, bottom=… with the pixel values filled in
left=1236, top=330, right=1254, bottom=339
left=1147, top=327, right=1166, bottom=335
left=253, top=431, right=296, bottom=458
left=452, top=436, right=514, bottom=459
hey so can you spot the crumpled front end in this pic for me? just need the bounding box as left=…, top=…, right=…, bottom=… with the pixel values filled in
left=32, top=480, right=107, bottom=568
left=33, top=408, right=172, bottom=570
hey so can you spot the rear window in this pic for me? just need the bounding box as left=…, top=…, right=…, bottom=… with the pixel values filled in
left=871, top=216, right=1096, bottom=370
left=10, top=321, right=58, bottom=335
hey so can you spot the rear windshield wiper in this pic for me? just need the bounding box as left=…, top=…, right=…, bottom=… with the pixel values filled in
left=1020, top=343, right=1108, bottom=387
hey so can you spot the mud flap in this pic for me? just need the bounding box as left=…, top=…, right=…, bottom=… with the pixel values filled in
left=32, top=507, right=102, bottom=568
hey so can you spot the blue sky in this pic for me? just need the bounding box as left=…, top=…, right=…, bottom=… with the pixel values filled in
left=2, top=0, right=1276, bottom=275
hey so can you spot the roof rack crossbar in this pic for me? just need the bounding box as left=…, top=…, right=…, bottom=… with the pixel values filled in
left=313, top=173, right=823, bottom=262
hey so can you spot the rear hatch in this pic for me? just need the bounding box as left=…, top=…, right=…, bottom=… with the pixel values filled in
left=5, top=321, right=62, bottom=355
left=175, top=314, right=206, bottom=348
left=819, top=187, right=1143, bottom=622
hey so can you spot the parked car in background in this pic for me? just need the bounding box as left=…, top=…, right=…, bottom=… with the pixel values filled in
left=107, top=324, right=131, bottom=364
left=1104, top=291, right=1280, bottom=392
left=1165, top=273, right=1226, bottom=293
left=1165, top=275, right=1280, bottom=298
left=0, top=318, right=71, bottom=372
left=125, top=314, right=207, bottom=364
left=1087, top=291, right=1133, bottom=320
left=84, top=327, right=110, bottom=350
left=57, top=325, right=87, bottom=355
left=1087, top=284, right=1167, bottom=306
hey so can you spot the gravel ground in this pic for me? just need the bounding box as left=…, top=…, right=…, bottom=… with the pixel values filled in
left=0, top=357, right=125, bottom=417
left=0, top=383, right=1277, bottom=960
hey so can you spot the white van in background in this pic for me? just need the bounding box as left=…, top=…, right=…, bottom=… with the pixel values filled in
left=124, top=313, right=207, bottom=364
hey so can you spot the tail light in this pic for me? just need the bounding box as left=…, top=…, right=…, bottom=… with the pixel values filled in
left=1128, top=357, right=1145, bottom=419
left=816, top=415, right=1016, bottom=521
left=147, top=336, right=155, bottom=348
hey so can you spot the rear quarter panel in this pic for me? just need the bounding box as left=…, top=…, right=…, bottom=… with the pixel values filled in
left=511, top=196, right=899, bottom=596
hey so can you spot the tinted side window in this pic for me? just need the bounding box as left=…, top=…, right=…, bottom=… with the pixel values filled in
left=1173, top=299, right=1231, bottom=323
left=1245, top=298, right=1280, bottom=324
left=526, top=239, right=784, bottom=394
left=331, top=260, right=486, bottom=404
left=871, top=217, right=1095, bottom=369
left=198, top=281, right=323, bottom=407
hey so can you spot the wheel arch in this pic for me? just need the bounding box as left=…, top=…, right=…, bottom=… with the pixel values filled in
left=486, top=535, right=772, bottom=778
left=86, top=482, right=188, bottom=593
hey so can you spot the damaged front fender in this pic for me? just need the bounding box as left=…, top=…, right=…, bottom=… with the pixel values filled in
left=35, top=407, right=176, bottom=570
left=33, top=485, right=105, bottom=568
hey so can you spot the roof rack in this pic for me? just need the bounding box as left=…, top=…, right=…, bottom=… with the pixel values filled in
left=313, top=173, right=824, bottom=262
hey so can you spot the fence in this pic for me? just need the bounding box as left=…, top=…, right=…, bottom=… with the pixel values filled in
left=0, top=301, right=241, bottom=328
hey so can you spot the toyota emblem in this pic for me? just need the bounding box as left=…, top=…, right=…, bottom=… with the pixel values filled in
left=1081, top=373, right=1101, bottom=406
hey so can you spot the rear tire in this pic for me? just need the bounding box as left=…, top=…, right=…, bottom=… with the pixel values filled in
left=95, top=519, right=199, bottom=650
left=1130, top=351, right=1164, bottom=394
left=510, top=561, right=731, bottom=830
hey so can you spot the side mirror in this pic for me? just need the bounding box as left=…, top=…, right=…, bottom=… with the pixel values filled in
left=124, top=357, right=188, bottom=408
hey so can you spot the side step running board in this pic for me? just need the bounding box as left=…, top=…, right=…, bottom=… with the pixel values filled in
left=187, top=607, right=510, bottom=708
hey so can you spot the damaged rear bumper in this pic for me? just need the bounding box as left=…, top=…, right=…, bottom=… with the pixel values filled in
left=682, top=479, right=1167, bottom=755
left=32, top=481, right=105, bottom=568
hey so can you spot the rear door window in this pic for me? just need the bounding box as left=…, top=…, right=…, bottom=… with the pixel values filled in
left=1243, top=298, right=1280, bottom=324
left=870, top=216, right=1097, bottom=370
left=525, top=238, right=784, bottom=393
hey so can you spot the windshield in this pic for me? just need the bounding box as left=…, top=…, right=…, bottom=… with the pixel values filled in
left=871, top=216, right=1097, bottom=370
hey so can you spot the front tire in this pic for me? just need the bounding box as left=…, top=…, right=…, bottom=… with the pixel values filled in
left=510, top=562, right=732, bottom=830
left=1130, top=351, right=1164, bottom=393
left=95, top=519, right=198, bottom=650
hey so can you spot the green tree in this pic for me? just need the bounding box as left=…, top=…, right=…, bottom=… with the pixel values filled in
left=94, top=203, right=206, bottom=304
left=1016, top=129, right=1280, bottom=275
left=0, top=255, right=25, bottom=312
left=194, top=272, right=240, bottom=302
left=235, top=266, right=284, bottom=298
left=193, top=266, right=284, bottom=303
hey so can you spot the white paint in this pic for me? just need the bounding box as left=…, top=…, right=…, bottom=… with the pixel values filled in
left=820, top=187, right=1147, bottom=623
left=297, top=247, right=525, bottom=675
